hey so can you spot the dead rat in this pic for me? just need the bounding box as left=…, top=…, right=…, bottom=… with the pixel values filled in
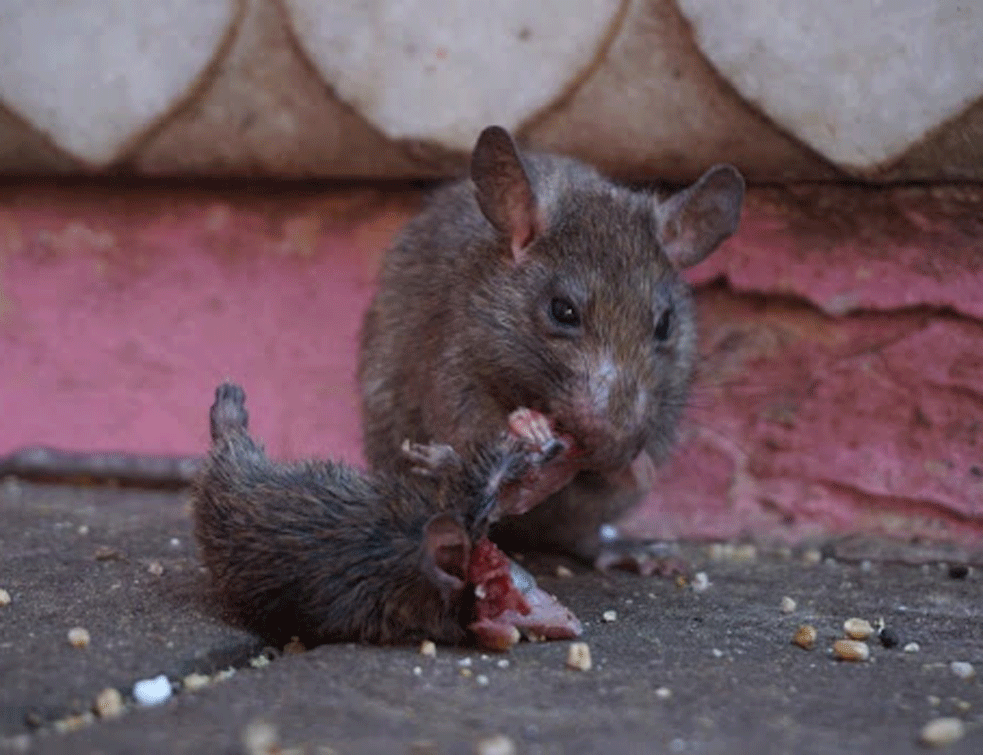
left=192, top=382, right=581, bottom=649
left=359, top=126, right=744, bottom=573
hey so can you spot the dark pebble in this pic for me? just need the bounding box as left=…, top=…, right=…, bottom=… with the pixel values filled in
left=948, top=563, right=969, bottom=579
left=879, top=627, right=900, bottom=648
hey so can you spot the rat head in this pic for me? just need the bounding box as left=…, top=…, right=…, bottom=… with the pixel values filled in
left=466, top=126, right=744, bottom=470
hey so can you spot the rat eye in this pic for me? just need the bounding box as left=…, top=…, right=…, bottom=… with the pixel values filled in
left=549, top=297, right=581, bottom=328
left=654, top=308, right=672, bottom=341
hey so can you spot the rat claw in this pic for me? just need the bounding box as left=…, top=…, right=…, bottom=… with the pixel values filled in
left=400, top=439, right=461, bottom=477
left=507, top=408, right=568, bottom=462
left=593, top=538, right=689, bottom=578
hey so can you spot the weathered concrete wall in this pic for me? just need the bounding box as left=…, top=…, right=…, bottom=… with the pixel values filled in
left=1, top=185, right=980, bottom=545
left=0, top=0, right=981, bottom=181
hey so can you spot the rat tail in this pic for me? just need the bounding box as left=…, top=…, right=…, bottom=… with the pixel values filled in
left=209, top=382, right=249, bottom=443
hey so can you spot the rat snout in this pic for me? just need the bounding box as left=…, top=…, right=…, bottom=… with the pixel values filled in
left=558, top=352, right=651, bottom=470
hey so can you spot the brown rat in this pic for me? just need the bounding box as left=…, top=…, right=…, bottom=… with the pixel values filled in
left=359, top=126, right=744, bottom=572
left=192, top=382, right=581, bottom=649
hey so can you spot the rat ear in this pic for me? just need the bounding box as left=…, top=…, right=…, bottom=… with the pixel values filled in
left=654, top=164, right=744, bottom=269
left=471, top=125, right=540, bottom=261
left=421, top=513, right=471, bottom=601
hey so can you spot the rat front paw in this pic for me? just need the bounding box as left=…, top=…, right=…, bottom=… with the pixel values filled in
left=593, top=527, right=689, bottom=578
left=400, top=439, right=462, bottom=477
left=506, top=407, right=567, bottom=463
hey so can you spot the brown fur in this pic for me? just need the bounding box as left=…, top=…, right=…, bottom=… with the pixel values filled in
left=359, top=126, right=744, bottom=562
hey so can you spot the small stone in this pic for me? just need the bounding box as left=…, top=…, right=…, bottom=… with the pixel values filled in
left=919, top=717, right=965, bottom=747
left=711, top=648, right=724, bottom=658
left=602, top=610, right=617, bottom=622
left=476, top=734, right=517, bottom=755
left=780, top=596, right=797, bottom=614
left=147, top=561, right=164, bottom=576
left=94, top=546, right=123, bottom=561
left=904, top=642, right=921, bottom=653
left=793, top=625, right=818, bottom=650
left=458, top=657, right=473, bottom=667
left=691, top=571, right=711, bottom=593
left=412, top=666, right=423, bottom=676
left=566, top=642, right=592, bottom=671
left=476, top=674, right=489, bottom=686
left=843, top=618, right=874, bottom=640
left=655, top=686, right=672, bottom=700
left=94, top=688, right=124, bottom=719
left=212, top=668, right=236, bottom=683
left=460, top=668, right=473, bottom=678
left=419, top=640, right=437, bottom=657
left=133, top=675, right=172, bottom=706
left=249, top=654, right=271, bottom=669
left=182, top=673, right=211, bottom=692
left=77, top=524, right=90, bottom=535
left=169, top=537, right=181, bottom=548
left=950, top=661, right=975, bottom=680
left=555, top=565, right=573, bottom=578
left=879, top=627, right=900, bottom=648
left=947, top=564, right=969, bottom=579
left=496, top=659, right=510, bottom=669
left=67, top=627, right=91, bottom=648
left=0, top=588, right=10, bottom=606
left=927, top=695, right=941, bottom=707
left=832, top=639, right=870, bottom=662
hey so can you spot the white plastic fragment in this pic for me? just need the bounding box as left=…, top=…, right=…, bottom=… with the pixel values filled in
left=132, top=674, right=172, bottom=707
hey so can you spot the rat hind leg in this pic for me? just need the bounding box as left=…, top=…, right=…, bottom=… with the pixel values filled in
left=210, top=382, right=249, bottom=442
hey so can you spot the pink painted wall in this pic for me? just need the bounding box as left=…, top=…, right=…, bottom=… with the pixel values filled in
left=1, top=183, right=980, bottom=545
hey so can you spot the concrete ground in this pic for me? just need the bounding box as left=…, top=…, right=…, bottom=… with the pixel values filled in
left=1, top=479, right=981, bottom=755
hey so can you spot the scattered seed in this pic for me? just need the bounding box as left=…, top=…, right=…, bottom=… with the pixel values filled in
left=793, top=625, right=818, bottom=650
left=691, top=572, right=711, bottom=593
left=460, top=668, right=473, bottom=678
left=77, top=525, right=90, bottom=536
left=476, top=674, right=489, bottom=686
left=780, top=596, right=797, bottom=614
left=67, top=627, right=91, bottom=648
left=496, top=659, right=510, bottom=669
left=212, top=668, right=236, bottom=683
left=602, top=610, right=617, bottom=622
left=476, top=734, right=517, bottom=755
left=419, top=640, right=437, bottom=657
left=801, top=548, right=822, bottom=565
left=94, top=546, right=123, bottom=561
left=879, top=627, right=900, bottom=648
left=711, top=648, right=724, bottom=659
left=843, top=618, right=874, bottom=640
left=53, top=712, right=94, bottom=734
left=132, top=675, right=172, bottom=707
left=458, top=657, right=473, bottom=667
left=950, top=661, right=975, bottom=680
left=555, top=565, right=573, bottom=578
left=182, top=673, right=211, bottom=693
left=566, top=642, right=592, bottom=671
left=0, top=588, right=10, bottom=606
left=283, top=636, right=306, bottom=655
left=927, top=695, right=941, bottom=707
left=833, top=639, right=870, bottom=662
left=412, top=666, right=423, bottom=676
left=947, top=564, right=969, bottom=580
left=655, top=686, right=672, bottom=700
left=147, top=561, right=164, bottom=576
left=919, top=717, right=965, bottom=747
left=94, top=688, right=124, bottom=719
left=241, top=720, right=278, bottom=755
left=904, top=642, right=921, bottom=653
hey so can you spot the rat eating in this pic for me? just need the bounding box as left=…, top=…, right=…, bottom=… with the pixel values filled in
left=359, top=125, right=745, bottom=573
left=191, top=382, right=582, bottom=650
